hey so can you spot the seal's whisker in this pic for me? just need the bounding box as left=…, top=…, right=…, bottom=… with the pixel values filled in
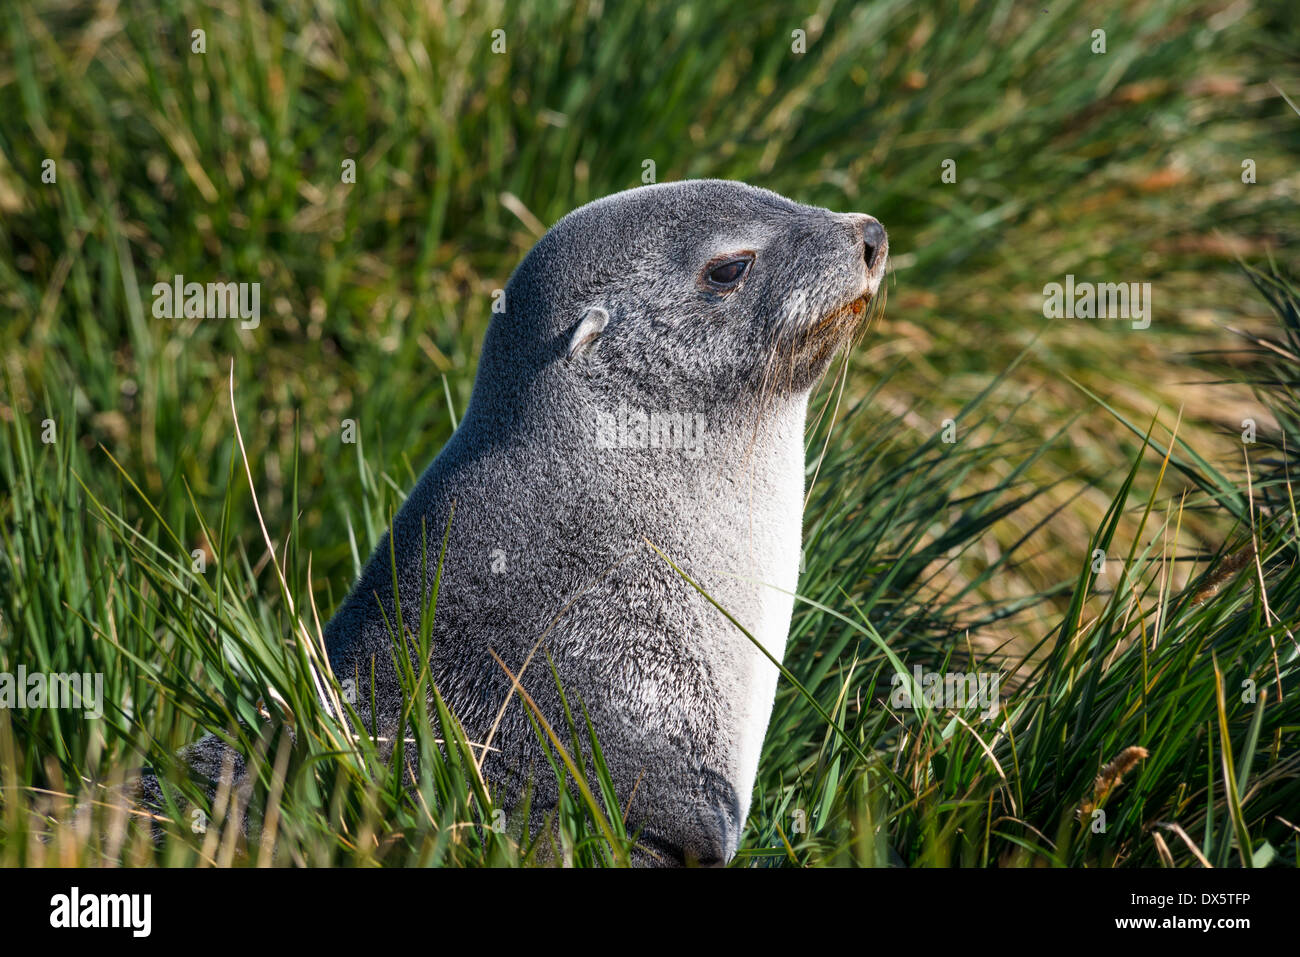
left=804, top=348, right=852, bottom=512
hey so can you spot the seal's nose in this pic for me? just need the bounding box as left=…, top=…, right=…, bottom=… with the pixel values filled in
left=859, top=216, right=887, bottom=271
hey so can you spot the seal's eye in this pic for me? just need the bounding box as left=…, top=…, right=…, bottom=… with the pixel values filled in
left=703, top=254, right=753, bottom=290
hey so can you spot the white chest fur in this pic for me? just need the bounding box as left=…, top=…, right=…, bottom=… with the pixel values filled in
left=731, top=414, right=805, bottom=819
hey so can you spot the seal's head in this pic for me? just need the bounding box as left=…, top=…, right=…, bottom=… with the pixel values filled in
left=483, top=179, right=887, bottom=413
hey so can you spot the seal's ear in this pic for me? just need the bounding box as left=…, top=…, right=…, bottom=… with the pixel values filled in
left=566, top=306, right=609, bottom=362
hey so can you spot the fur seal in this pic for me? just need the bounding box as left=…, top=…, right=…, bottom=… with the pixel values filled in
left=323, top=179, right=887, bottom=865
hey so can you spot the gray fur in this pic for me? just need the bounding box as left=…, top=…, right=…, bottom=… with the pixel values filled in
left=154, top=180, right=887, bottom=866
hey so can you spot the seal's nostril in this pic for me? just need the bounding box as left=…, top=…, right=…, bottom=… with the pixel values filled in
left=860, top=218, right=886, bottom=270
